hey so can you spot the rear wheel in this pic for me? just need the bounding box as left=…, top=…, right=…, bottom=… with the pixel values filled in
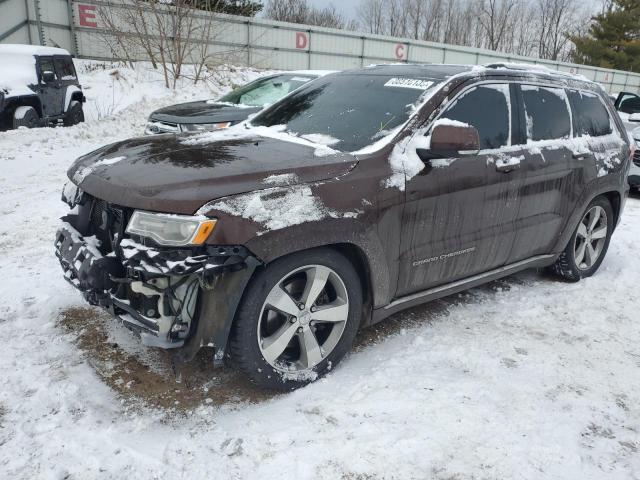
left=64, top=100, right=84, bottom=126
left=550, top=197, right=613, bottom=281
left=228, top=248, right=362, bottom=390
left=13, top=106, right=40, bottom=129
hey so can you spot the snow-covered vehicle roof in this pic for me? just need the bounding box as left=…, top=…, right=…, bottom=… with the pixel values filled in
left=363, top=62, right=593, bottom=85
left=0, top=44, right=72, bottom=98
left=281, top=70, right=338, bottom=77
left=0, top=44, right=71, bottom=57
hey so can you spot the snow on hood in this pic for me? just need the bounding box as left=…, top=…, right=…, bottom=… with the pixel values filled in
left=199, top=183, right=362, bottom=235
left=180, top=123, right=340, bottom=157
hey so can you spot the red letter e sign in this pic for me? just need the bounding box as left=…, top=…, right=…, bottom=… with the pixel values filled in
left=78, top=4, right=97, bottom=28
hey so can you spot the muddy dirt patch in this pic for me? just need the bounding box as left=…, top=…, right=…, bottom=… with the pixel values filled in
left=57, top=307, right=274, bottom=411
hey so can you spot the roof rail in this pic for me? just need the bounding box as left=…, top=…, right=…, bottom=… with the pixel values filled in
left=483, top=62, right=547, bottom=71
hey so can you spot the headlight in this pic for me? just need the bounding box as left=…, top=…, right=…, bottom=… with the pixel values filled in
left=125, top=211, right=217, bottom=246
left=180, top=122, right=231, bottom=132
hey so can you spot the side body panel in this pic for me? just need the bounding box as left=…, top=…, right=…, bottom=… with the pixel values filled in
left=396, top=80, right=525, bottom=295
left=36, top=56, right=64, bottom=118
left=202, top=147, right=405, bottom=310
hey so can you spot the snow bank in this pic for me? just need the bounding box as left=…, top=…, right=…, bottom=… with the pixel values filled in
left=75, top=61, right=267, bottom=123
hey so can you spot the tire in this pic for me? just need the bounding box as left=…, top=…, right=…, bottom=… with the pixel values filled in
left=12, top=106, right=40, bottom=129
left=64, top=101, right=84, bottom=126
left=228, top=248, right=363, bottom=390
left=550, top=196, right=614, bottom=282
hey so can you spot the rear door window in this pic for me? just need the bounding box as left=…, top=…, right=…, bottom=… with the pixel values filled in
left=567, top=90, right=613, bottom=137
left=521, top=85, right=571, bottom=141
left=54, top=57, right=77, bottom=81
left=438, top=84, right=511, bottom=149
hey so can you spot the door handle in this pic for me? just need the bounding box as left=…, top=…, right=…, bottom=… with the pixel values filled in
left=572, top=152, right=589, bottom=160
left=495, top=158, right=521, bottom=173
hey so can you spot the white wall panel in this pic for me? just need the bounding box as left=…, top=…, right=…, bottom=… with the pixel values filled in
left=2, top=0, right=640, bottom=94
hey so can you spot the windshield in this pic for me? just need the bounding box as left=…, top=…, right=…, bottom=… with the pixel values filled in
left=217, top=74, right=317, bottom=107
left=251, top=73, right=436, bottom=152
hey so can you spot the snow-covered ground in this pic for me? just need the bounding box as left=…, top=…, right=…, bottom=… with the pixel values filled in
left=1, top=61, right=639, bottom=479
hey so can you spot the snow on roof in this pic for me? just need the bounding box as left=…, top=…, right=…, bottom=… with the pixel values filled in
left=0, top=44, right=71, bottom=57
left=482, top=62, right=590, bottom=82
left=282, top=70, right=338, bottom=77
left=0, top=44, right=71, bottom=97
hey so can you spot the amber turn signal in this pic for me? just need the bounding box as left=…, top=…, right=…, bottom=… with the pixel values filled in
left=191, top=219, right=217, bottom=245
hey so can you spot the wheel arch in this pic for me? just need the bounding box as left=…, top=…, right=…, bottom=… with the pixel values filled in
left=602, top=190, right=621, bottom=228
left=554, top=187, right=624, bottom=254
left=5, top=95, right=43, bottom=118
left=64, top=85, right=83, bottom=112
left=244, top=220, right=393, bottom=311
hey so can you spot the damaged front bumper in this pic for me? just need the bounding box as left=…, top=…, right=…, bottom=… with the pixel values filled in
left=55, top=208, right=259, bottom=364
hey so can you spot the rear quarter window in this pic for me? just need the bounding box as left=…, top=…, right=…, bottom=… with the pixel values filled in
left=566, top=90, right=612, bottom=137
left=54, top=57, right=77, bottom=81
left=521, top=85, right=571, bottom=141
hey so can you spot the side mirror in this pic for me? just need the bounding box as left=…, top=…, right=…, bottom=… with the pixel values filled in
left=629, top=113, right=640, bottom=122
left=417, top=122, right=481, bottom=160
left=42, top=71, right=56, bottom=83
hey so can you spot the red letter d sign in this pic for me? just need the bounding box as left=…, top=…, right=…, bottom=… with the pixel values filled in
left=295, top=32, right=308, bottom=50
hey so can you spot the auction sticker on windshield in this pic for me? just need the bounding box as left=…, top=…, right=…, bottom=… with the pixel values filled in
left=384, top=78, right=434, bottom=90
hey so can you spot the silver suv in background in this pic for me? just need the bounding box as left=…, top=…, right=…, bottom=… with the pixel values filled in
left=144, top=70, right=336, bottom=134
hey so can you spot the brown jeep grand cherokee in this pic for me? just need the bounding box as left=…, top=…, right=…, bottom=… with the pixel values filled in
left=55, top=64, right=631, bottom=389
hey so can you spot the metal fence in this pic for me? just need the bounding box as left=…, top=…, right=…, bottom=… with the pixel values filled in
left=2, top=0, right=640, bottom=94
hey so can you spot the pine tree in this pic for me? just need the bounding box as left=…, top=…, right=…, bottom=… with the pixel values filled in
left=571, top=0, right=640, bottom=71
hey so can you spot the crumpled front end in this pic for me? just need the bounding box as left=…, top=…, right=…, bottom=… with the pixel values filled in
left=54, top=183, right=257, bottom=362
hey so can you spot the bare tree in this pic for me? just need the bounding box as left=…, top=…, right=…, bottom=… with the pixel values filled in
left=99, top=0, right=256, bottom=89
left=536, top=0, right=584, bottom=60
left=477, top=0, right=518, bottom=50
left=265, top=0, right=357, bottom=29
left=357, top=0, right=387, bottom=34
left=355, top=0, right=596, bottom=61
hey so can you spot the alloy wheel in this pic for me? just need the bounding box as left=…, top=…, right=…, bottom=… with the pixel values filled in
left=258, top=264, right=350, bottom=372
left=573, top=205, right=608, bottom=270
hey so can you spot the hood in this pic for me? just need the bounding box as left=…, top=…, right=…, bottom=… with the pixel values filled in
left=68, top=134, right=357, bottom=214
left=149, top=101, right=261, bottom=125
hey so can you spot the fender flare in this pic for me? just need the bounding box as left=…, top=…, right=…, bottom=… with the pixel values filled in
left=552, top=179, right=624, bottom=254
left=64, top=85, right=83, bottom=113
left=243, top=217, right=393, bottom=310
left=4, top=95, right=43, bottom=118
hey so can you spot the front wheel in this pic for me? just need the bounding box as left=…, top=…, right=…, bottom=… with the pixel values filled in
left=64, top=101, right=84, bottom=126
left=550, top=196, right=614, bottom=281
left=228, top=248, right=363, bottom=390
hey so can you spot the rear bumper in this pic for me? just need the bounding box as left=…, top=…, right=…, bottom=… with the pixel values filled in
left=55, top=218, right=259, bottom=361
